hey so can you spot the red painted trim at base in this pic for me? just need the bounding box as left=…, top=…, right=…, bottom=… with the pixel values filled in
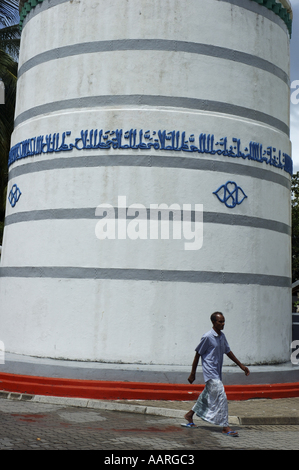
left=0, top=372, right=298, bottom=400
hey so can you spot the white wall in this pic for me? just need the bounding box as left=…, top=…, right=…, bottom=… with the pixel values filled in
left=0, top=0, right=292, bottom=365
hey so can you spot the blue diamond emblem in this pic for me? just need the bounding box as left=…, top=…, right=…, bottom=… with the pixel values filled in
left=213, top=181, right=247, bottom=208
left=8, top=184, right=22, bottom=208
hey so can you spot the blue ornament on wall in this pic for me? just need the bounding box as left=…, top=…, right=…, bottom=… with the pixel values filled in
left=213, top=181, right=247, bottom=209
left=8, top=184, right=22, bottom=208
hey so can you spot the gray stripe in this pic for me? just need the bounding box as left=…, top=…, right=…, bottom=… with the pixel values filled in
left=4, top=208, right=291, bottom=236
left=7, top=155, right=291, bottom=190
left=204, top=212, right=291, bottom=235
left=14, top=95, right=290, bottom=135
left=0, top=266, right=291, bottom=287
left=21, top=0, right=288, bottom=36
left=17, top=39, right=289, bottom=84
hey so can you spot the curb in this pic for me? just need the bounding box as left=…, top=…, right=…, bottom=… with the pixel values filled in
left=0, top=390, right=186, bottom=418
left=1, top=391, right=298, bottom=426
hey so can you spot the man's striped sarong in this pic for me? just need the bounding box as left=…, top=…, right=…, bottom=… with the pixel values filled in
left=192, top=379, right=229, bottom=427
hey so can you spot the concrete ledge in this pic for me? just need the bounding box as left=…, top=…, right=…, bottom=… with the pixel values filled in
left=1, top=352, right=299, bottom=385
left=0, top=369, right=299, bottom=400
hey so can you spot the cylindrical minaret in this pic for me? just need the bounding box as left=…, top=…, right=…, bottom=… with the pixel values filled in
left=0, top=0, right=293, bottom=366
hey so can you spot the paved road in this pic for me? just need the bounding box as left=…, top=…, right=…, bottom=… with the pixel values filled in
left=0, top=398, right=298, bottom=452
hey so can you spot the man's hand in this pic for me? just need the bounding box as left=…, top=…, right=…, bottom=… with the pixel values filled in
left=188, top=352, right=200, bottom=384
left=188, top=372, right=196, bottom=384
left=241, top=365, right=250, bottom=376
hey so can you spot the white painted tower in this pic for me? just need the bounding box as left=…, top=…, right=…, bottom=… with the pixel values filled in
left=0, top=0, right=293, bottom=366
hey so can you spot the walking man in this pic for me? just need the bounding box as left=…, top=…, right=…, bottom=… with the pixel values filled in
left=183, top=312, right=250, bottom=436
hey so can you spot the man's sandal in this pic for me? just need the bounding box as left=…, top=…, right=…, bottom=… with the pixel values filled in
left=222, top=430, right=238, bottom=437
left=181, top=422, right=198, bottom=428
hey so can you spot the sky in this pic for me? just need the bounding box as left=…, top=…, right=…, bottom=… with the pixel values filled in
left=290, top=0, right=299, bottom=172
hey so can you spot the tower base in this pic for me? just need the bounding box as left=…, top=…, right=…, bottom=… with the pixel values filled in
left=0, top=353, right=298, bottom=400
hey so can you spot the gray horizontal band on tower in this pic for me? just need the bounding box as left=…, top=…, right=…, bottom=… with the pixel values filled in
left=7, top=154, right=291, bottom=190
left=14, top=95, right=290, bottom=135
left=21, top=0, right=288, bottom=36
left=0, top=266, right=291, bottom=287
left=17, top=39, right=289, bottom=85
left=4, top=208, right=291, bottom=236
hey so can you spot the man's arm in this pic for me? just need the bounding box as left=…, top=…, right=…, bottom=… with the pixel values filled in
left=188, top=352, right=200, bottom=384
left=226, top=351, right=250, bottom=376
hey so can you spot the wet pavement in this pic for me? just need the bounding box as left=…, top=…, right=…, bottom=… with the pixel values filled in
left=0, top=397, right=298, bottom=451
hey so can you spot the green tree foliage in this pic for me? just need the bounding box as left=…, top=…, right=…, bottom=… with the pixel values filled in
left=0, top=1, right=19, bottom=26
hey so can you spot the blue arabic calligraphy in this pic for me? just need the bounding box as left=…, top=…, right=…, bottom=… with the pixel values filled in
left=8, top=129, right=293, bottom=176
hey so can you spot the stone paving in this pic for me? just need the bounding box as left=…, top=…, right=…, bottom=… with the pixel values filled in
left=0, top=397, right=298, bottom=451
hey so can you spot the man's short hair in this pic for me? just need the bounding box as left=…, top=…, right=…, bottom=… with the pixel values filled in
left=210, top=312, right=223, bottom=323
